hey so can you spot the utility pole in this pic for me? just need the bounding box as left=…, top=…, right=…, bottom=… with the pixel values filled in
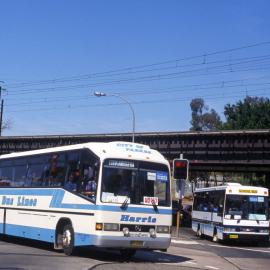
left=0, top=99, right=3, bottom=136
left=0, top=83, right=6, bottom=136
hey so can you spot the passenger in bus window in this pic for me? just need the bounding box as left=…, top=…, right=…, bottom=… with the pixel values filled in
left=64, top=173, right=77, bottom=192
left=84, top=169, right=97, bottom=200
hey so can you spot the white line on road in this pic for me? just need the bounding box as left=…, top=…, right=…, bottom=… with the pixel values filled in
left=171, top=239, right=199, bottom=245
left=185, top=261, right=197, bottom=265
left=157, top=261, right=198, bottom=267
left=207, top=243, right=270, bottom=254
left=205, top=266, right=219, bottom=270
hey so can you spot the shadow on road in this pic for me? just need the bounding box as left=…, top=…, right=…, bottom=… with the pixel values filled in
left=0, top=235, right=193, bottom=264
left=195, top=234, right=270, bottom=248
left=77, top=246, right=191, bottom=264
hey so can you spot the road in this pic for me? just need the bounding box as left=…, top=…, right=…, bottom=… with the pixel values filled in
left=0, top=229, right=269, bottom=270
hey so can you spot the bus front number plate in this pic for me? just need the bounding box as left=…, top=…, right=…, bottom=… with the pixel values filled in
left=130, top=241, right=143, bottom=248
left=229, top=234, right=238, bottom=239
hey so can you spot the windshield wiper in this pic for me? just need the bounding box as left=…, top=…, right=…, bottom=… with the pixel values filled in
left=152, top=200, right=159, bottom=212
left=121, top=197, right=129, bottom=210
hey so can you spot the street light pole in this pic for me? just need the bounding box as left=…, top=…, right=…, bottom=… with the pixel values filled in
left=94, top=91, right=136, bottom=143
left=0, top=82, right=6, bottom=136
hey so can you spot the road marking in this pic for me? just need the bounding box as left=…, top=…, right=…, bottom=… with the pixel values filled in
left=171, top=239, right=199, bottom=245
left=157, top=261, right=197, bottom=267
left=207, top=243, right=270, bottom=254
left=205, top=266, right=219, bottom=270
left=185, top=261, right=197, bottom=265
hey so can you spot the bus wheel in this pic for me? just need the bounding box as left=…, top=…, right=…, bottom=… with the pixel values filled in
left=62, top=224, right=75, bottom=256
left=196, top=226, right=202, bottom=237
left=212, top=227, right=219, bottom=243
left=212, top=232, right=218, bottom=242
left=120, top=249, right=136, bottom=260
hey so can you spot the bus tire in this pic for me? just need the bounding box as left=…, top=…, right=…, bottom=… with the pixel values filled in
left=62, top=224, right=75, bottom=256
left=120, top=249, right=136, bottom=260
left=212, top=229, right=218, bottom=243
left=196, top=225, right=202, bottom=237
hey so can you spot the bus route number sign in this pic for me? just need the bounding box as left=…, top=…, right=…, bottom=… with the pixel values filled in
left=143, top=196, right=158, bottom=205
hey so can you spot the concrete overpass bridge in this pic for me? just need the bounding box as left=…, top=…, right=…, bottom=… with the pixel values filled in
left=1, top=129, right=270, bottom=187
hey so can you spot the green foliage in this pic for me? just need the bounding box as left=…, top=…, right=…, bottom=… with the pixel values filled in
left=222, top=96, right=270, bottom=129
left=190, top=98, right=222, bottom=131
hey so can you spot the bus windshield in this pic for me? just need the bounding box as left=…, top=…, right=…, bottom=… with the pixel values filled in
left=225, top=195, right=268, bottom=221
left=101, top=159, right=170, bottom=206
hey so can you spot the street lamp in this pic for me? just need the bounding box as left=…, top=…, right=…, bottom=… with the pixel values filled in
left=94, top=91, right=136, bottom=143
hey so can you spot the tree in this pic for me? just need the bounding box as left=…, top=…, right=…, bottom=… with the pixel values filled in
left=0, top=119, right=12, bottom=135
left=190, top=98, right=222, bottom=131
left=2, top=120, right=12, bottom=130
left=222, top=96, right=270, bottom=130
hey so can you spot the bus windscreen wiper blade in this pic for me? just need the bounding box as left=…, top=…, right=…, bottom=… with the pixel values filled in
left=152, top=200, right=158, bottom=212
left=121, top=197, right=129, bottom=209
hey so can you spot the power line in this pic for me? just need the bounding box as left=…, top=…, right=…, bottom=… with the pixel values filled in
left=5, top=41, right=270, bottom=88
left=6, top=87, right=270, bottom=113
left=4, top=56, right=270, bottom=96
left=5, top=53, right=270, bottom=89
left=4, top=81, right=270, bottom=107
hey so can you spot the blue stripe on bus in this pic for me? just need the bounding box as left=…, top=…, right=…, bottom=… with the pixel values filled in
left=0, top=189, right=55, bottom=196
left=0, top=188, right=172, bottom=215
left=0, top=223, right=93, bottom=246
left=96, top=205, right=172, bottom=214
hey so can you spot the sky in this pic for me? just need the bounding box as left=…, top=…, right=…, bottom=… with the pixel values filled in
left=0, top=0, right=270, bottom=136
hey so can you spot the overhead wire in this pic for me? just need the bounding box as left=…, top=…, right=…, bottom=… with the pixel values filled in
left=5, top=41, right=270, bottom=88
left=4, top=81, right=270, bottom=107
left=4, top=56, right=270, bottom=96
left=6, top=87, right=270, bottom=113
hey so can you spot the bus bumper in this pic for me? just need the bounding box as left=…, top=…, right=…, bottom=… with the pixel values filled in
left=223, top=233, right=269, bottom=242
left=91, top=235, right=171, bottom=250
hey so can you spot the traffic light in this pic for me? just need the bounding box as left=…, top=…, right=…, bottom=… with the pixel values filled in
left=173, top=159, right=189, bottom=180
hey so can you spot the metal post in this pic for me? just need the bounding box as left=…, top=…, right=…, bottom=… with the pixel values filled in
left=94, top=91, right=136, bottom=142
left=176, top=198, right=182, bottom=237
left=176, top=210, right=180, bottom=237
left=112, top=94, right=135, bottom=143
left=0, top=99, right=4, bottom=136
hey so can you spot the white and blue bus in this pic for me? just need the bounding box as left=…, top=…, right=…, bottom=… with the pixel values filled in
left=192, top=183, right=269, bottom=243
left=0, top=141, right=172, bottom=257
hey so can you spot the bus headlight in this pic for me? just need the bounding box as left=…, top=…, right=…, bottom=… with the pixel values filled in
left=224, top=227, right=236, bottom=232
left=96, top=223, right=103, bottom=231
left=123, top=227, right=130, bottom=237
left=156, top=226, right=170, bottom=234
left=259, top=229, right=269, bottom=233
left=104, top=223, right=120, bottom=231
left=149, top=228, right=156, bottom=238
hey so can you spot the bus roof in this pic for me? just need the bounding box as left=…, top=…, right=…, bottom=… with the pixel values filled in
left=0, top=141, right=169, bottom=165
left=194, top=183, right=268, bottom=196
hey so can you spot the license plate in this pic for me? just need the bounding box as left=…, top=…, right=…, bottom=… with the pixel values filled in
left=130, top=241, right=144, bottom=248
left=229, top=234, right=238, bottom=239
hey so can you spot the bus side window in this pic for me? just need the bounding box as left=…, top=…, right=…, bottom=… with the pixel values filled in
left=65, top=150, right=81, bottom=191
left=0, top=159, right=13, bottom=186
left=208, top=191, right=215, bottom=212
left=196, top=192, right=206, bottom=211
left=42, top=153, right=67, bottom=187
left=79, top=149, right=100, bottom=199
left=202, top=192, right=209, bottom=211
left=212, top=190, right=225, bottom=216
left=217, top=191, right=225, bottom=216
left=28, top=163, right=45, bottom=187
left=13, top=158, right=28, bottom=187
